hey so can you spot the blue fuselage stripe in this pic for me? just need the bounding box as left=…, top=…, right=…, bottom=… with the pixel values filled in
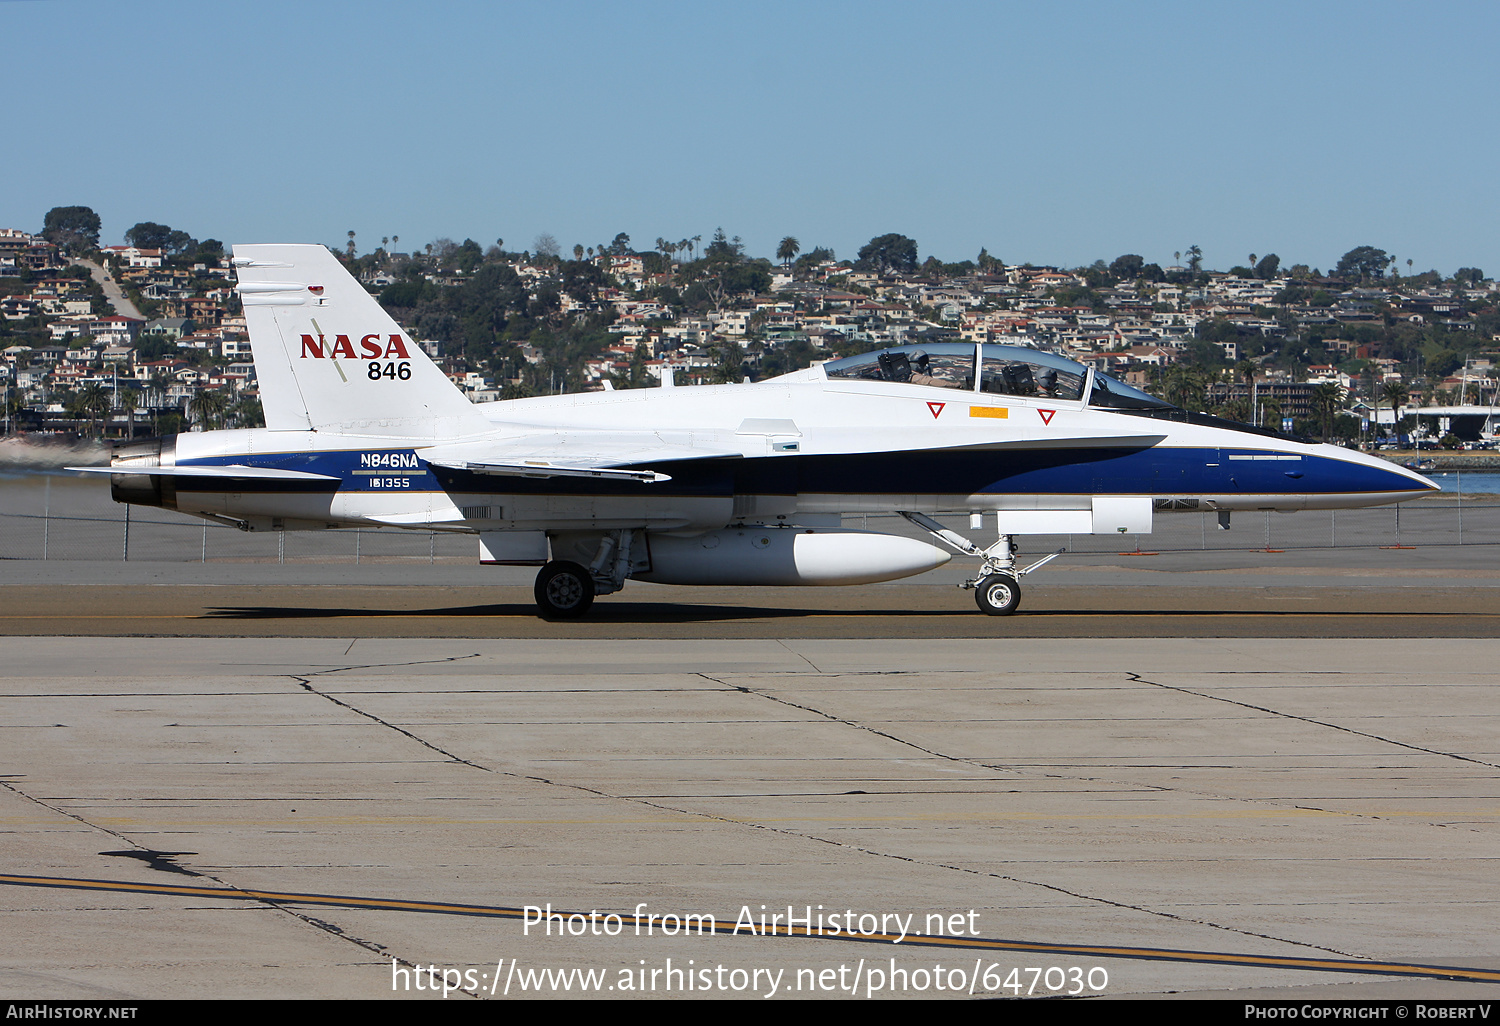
left=174, top=446, right=1421, bottom=499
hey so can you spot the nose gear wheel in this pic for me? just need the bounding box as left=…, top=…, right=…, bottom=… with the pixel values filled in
left=974, top=573, right=1020, bottom=615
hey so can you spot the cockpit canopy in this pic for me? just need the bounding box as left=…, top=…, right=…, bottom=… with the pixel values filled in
left=821, top=342, right=1172, bottom=411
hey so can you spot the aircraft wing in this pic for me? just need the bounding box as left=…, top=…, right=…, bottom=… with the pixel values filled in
left=421, top=435, right=743, bottom=485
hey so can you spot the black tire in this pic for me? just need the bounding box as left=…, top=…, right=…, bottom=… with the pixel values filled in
left=534, top=561, right=595, bottom=618
left=974, top=573, right=1021, bottom=615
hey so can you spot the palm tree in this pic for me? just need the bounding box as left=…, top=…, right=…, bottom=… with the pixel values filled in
left=777, top=236, right=801, bottom=270
left=1260, top=395, right=1282, bottom=432
left=573, top=244, right=584, bottom=261
left=74, top=383, right=110, bottom=437
left=118, top=387, right=140, bottom=440
left=1311, top=382, right=1344, bottom=441
left=1381, top=379, right=1411, bottom=443
left=346, top=230, right=356, bottom=258
left=188, top=387, right=228, bottom=431
left=1186, top=245, right=1203, bottom=275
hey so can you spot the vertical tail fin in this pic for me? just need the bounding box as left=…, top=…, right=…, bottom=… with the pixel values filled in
left=233, top=244, right=488, bottom=437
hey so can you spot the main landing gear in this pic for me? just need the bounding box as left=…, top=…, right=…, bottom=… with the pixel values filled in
left=532, top=530, right=639, bottom=619
left=534, top=560, right=594, bottom=618
left=898, top=511, right=1063, bottom=616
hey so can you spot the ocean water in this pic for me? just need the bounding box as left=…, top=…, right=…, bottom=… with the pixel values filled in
left=1427, top=471, right=1500, bottom=495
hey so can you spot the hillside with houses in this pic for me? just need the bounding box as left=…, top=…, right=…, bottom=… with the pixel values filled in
left=4, top=209, right=1498, bottom=447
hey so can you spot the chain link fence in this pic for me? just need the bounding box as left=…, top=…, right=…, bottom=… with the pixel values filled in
left=0, top=475, right=477, bottom=563
left=3, top=473, right=1498, bottom=563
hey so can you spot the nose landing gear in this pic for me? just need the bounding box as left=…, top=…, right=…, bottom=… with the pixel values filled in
left=974, top=572, right=1021, bottom=615
left=897, top=510, right=1063, bottom=616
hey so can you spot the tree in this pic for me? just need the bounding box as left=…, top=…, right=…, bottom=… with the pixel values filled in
left=708, top=339, right=746, bottom=383
left=1380, top=379, right=1410, bottom=439
left=453, top=238, right=484, bottom=273
left=118, top=387, right=140, bottom=440
left=1311, top=381, right=1344, bottom=442
left=347, top=230, right=357, bottom=258
left=704, top=227, right=738, bottom=262
left=1185, top=245, right=1203, bottom=274
left=560, top=259, right=606, bottom=305
left=72, top=383, right=110, bottom=437
left=1108, top=254, right=1145, bottom=281
left=776, top=236, right=800, bottom=269
left=126, top=222, right=175, bottom=251
left=188, top=388, right=228, bottom=430
left=855, top=233, right=918, bottom=275
left=1254, top=254, right=1280, bottom=279
left=43, top=206, right=102, bottom=254
left=532, top=233, right=560, bottom=259
left=1259, top=395, right=1282, bottom=432
left=1335, top=246, right=1391, bottom=282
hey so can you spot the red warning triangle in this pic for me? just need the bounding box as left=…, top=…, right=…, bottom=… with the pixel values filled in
left=1038, top=409, right=1056, bottom=425
left=927, top=402, right=946, bottom=418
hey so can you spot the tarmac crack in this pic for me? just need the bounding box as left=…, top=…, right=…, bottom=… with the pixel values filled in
left=288, top=674, right=492, bottom=772
left=0, top=777, right=430, bottom=977
left=689, top=673, right=1363, bottom=961
left=698, top=672, right=1016, bottom=778
left=776, top=640, right=822, bottom=673
left=1126, top=671, right=1500, bottom=772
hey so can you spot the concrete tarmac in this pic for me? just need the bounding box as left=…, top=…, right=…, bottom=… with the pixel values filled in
left=4, top=502, right=1500, bottom=999
left=2, top=580, right=1500, bottom=638
left=2, top=633, right=1498, bottom=1000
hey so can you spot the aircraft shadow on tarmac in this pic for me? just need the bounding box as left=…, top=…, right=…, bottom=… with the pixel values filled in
left=195, top=603, right=1476, bottom=624
left=201, top=602, right=832, bottom=623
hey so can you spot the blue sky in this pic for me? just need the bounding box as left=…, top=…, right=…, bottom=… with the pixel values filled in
left=4, top=0, right=1497, bottom=274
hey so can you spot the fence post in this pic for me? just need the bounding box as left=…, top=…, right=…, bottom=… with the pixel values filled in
left=1457, top=470, right=1463, bottom=545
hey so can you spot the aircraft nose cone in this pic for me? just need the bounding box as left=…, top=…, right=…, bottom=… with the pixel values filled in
left=1394, top=464, right=1439, bottom=493
left=1375, top=456, right=1439, bottom=497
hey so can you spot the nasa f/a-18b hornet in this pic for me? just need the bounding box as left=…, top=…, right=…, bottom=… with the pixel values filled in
left=79, top=244, right=1437, bottom=617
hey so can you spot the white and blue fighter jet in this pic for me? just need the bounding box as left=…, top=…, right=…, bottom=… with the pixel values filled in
left=80, top=244, right=1437, bottom=617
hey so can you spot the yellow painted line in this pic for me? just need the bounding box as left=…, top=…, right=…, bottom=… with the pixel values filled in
left=969, top=406, right=1008, bottom=419
left=2, top=873, right=1496, bottom=981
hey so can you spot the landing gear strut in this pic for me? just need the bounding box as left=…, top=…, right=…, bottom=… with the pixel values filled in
left=898, top=511, right=1063, bottom=616
left=532, top=530, right=641, bottom=618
